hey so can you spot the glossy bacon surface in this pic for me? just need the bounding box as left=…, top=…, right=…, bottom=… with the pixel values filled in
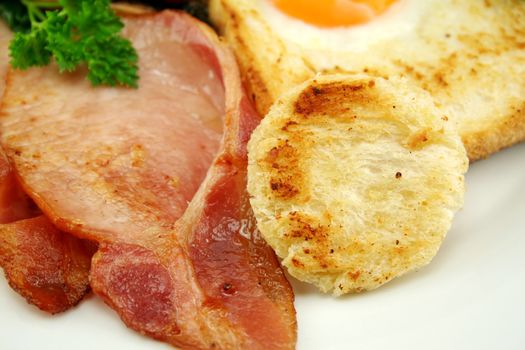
left=0, top=11, right=296, bottom=349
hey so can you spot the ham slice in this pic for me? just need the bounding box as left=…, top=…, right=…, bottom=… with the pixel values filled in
left=0, top=22, right=95, bottom=313
left=1, top=11, right=296, bottom=349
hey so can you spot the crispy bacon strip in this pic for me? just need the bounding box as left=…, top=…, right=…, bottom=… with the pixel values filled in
left=0, top=216, right=95, bottom=314
left=1, top=11, right=296, bottom=349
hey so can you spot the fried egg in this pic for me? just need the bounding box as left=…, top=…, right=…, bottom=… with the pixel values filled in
left=258, top=0, right=429, bottom=53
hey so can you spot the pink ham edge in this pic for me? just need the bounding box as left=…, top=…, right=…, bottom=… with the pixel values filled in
left=1, top=11, right=297, bottom=349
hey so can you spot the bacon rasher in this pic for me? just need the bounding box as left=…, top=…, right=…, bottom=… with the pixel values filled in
left=0, top=11, right=296, bottom=349
left=0, top=21, right=95, bottom=314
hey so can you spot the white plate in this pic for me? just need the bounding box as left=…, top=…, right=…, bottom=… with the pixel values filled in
left=1, top=143, right=524, bottom=350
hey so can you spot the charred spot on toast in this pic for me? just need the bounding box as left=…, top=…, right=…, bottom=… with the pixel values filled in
left=294, top=80, right=377, bottom=117
left=263, top=140, right=307, bottom=201
left=285, top=211, right=329, bottom=243
left=283, top=212, right=340, bottom=271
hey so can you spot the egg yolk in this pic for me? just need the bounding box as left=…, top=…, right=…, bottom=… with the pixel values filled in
left=272, top=0, right=398, bottom=27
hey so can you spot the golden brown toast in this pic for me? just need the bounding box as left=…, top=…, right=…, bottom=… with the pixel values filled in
left=210, top=0, right=525, bottom=161
left=247, top=74, right=468, bottom=294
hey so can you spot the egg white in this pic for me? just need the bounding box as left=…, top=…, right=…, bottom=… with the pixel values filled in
left=257, top=0, right=432, bottom=53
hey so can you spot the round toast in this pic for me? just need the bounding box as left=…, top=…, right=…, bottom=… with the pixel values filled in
left=247, top=74, right=468, bottom=294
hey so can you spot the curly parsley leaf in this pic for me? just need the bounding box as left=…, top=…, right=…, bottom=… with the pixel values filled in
left=9, top=27, right=51, bottom=68
left=7, top=0, right=139, bottom=88
left=84, top=35, right=138, bottom=87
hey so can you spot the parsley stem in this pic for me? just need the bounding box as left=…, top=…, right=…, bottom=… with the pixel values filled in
left=21, top=0, right=52, bottom=26
left=25, top=5, right=38, bottom=26
left=32, top=7, right=46, bottom=21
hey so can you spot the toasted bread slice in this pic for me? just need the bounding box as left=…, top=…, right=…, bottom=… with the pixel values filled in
left=210, top=0, right=525, bottom=161
left=247, top=74, right=468, bottom=294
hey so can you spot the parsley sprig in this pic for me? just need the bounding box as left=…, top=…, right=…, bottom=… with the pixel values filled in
left=8, top=0, right=139, bottom=88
